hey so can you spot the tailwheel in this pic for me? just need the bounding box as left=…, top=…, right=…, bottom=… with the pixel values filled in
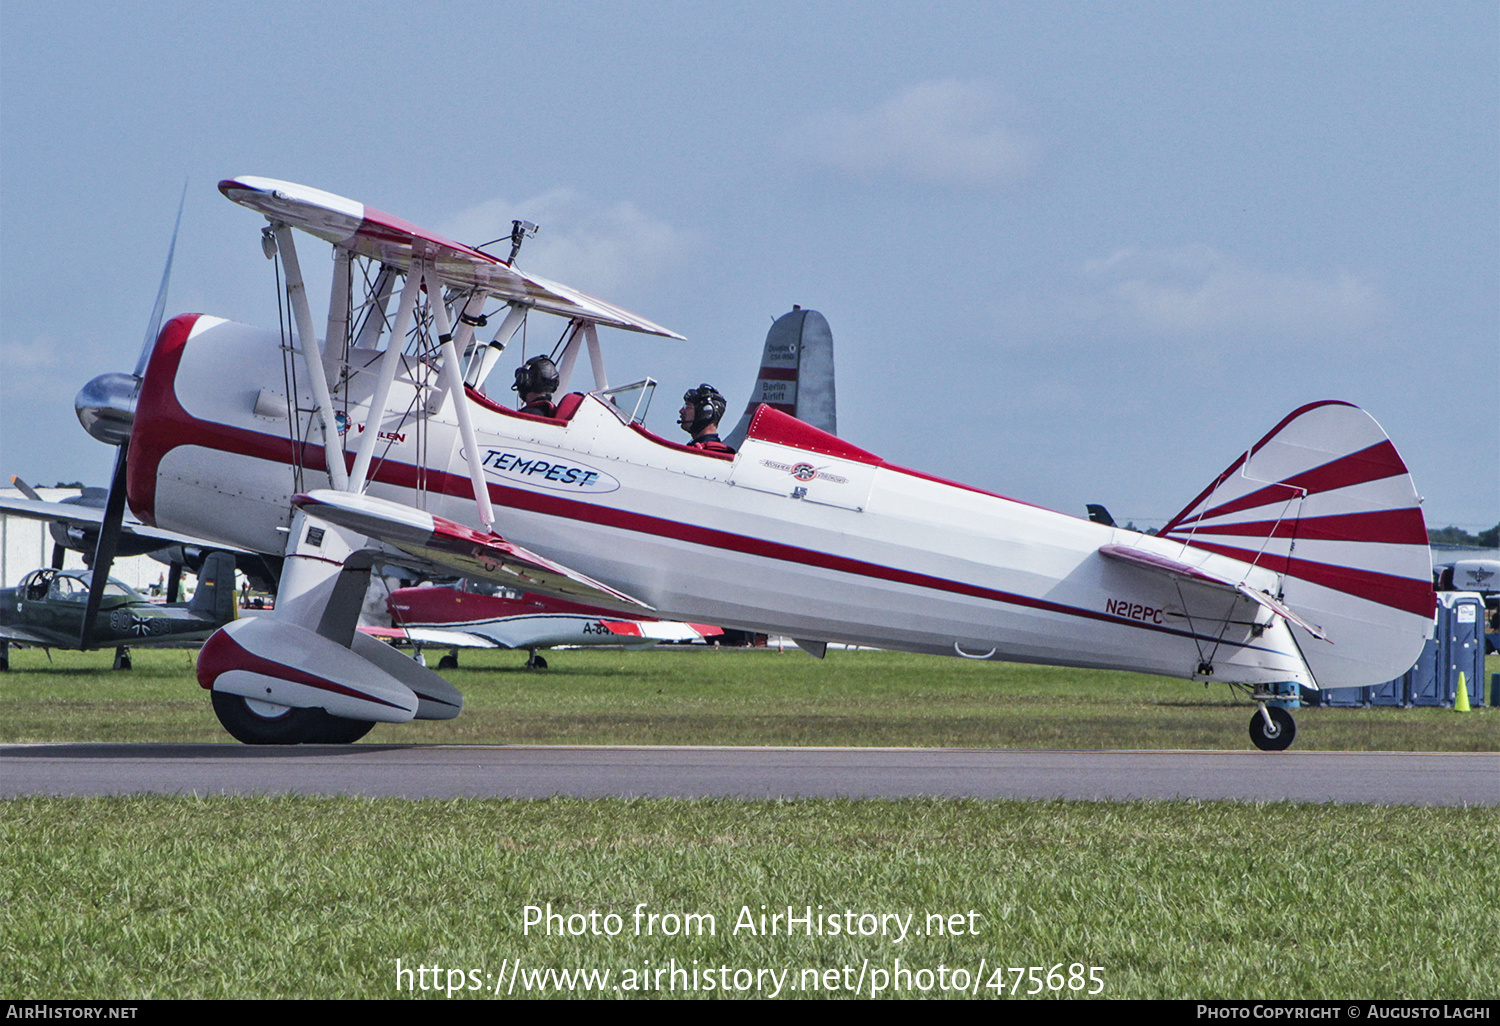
left=210, top=691, right=374, bottom=745
left=1248, top=705, right=1297, bottom=752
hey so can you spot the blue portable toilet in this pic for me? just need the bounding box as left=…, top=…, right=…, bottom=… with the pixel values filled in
left=1317, top=683, right=1371, bottom=707
left=1408, top=592, right=1485, bottom=707
left=1374, top=632, right=1433, bottom=707
left=1443, top=593, right=1486, bottom=707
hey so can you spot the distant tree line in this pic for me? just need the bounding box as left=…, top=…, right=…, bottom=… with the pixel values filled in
left=1428, top=523, right=1500, bottom=547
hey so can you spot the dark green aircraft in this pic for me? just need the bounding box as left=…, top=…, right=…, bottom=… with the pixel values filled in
left=0, top=551, right=237, bottom=670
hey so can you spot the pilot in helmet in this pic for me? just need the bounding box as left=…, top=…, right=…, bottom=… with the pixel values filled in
left=513, top=356, right=560, bottom=417
left=679, top=384, right=734, bottom=454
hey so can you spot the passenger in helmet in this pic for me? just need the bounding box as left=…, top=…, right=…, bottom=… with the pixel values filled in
left=679, top=383, right=734, bottom=454
left=512, top=356, right=560, bottom=417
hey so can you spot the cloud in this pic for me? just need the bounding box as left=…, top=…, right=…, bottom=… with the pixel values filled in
left=1, top=335, right=61, bottom=373
left=0, top=335, right=94, bottom=441
left=1079, top=245, right=1387, bottom=340
left=438, top=190, right=692, bottom=298
left=802, top=80, right=1037, bottom=188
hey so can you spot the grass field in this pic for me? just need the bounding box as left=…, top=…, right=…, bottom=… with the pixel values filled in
left=2, top=797, right=1496, bottom=1000
left=1, top=645, right=1496, bottom=750
left=2, top=645, right=1495, bottom=1001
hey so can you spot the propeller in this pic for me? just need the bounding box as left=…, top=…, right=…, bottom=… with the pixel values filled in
left=75, top=183, right=186, bottom=648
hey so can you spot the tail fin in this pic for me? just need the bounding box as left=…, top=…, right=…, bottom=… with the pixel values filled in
left=1160, top=400, right=1434, bottom=687
left=724, top=307, right=836, bottom=450
left=188, top=551, right=239, bottom=626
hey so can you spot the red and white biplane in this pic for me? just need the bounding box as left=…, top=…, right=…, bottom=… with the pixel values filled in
left=74, top=177, right=1434, bottom=748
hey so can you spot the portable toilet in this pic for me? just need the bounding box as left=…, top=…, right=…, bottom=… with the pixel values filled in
left=1409, top=592, right=1485, bottom=707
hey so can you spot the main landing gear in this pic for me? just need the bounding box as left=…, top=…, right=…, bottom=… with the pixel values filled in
left=210, top=691, right=375, bottom=745
left=524, top=649, right=548, bottom=670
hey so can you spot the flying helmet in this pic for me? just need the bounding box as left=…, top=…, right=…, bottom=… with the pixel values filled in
left=680, top=383, right=727, bottom=434
left=512, top=355, right=560, bottom=397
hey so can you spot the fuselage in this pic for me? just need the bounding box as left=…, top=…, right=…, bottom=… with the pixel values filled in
left=129, top=313, right=1312, bottom=687
left=0, top=569, right=216, bottom=648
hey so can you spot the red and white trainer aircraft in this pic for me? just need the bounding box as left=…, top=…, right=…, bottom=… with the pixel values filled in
left=75, top=177, right=1434, bottom=748
left=369, top=580, right=725, bottom=670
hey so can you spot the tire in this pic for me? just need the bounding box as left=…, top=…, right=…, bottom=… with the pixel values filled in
left=1248, top=706, right=1297, bottom=752
left=210, top=690, right=372, bottom=745
left=309, top=714, right=376, bottom=744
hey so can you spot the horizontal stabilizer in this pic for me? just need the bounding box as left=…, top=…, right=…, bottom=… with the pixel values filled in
left=292, top=490, right=653, bottom=612
left=1099, top=544, right=1327, bottom=640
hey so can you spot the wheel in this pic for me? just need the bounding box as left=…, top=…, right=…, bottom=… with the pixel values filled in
left=437, top=653, right=458, bottom=670
left=1248, top=706, right=1297, bottom=751
left=308, top=714, right=376, bottom=744
left=210, top=690, right=373, bottom=745
left=113, top=646, right=132, bottom=671
left=525, top=652, right=548, bottom=670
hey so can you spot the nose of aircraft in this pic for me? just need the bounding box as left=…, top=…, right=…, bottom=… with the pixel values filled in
left=75, top=372, right=140, bottom=446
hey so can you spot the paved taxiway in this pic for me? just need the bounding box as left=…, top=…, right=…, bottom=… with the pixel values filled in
left=1, top=744, right=1495, bottom=804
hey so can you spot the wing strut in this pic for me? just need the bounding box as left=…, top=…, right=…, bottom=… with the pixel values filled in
left=271, top=222, right=349, bottom=490
left=347, top=267, right=423, bottom=492
left=464, top=302, right=526, bottom=387
left=421, top=263, right=496, bottom=531
left=554, top=319, right=608, bottom=394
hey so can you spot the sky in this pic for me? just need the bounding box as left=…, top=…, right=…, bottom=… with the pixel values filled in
left=2, top=1, right=1496, bottom=532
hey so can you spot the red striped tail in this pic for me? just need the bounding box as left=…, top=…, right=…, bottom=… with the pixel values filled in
left=1160, top=401, right=1434, bottom=688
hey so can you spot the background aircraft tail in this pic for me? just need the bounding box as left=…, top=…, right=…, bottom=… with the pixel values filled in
left=724, top=307, right=836, bottom=450
left=187, top=551, right=238, bottom=625
left=1159, top=400, right=1434, bottom=688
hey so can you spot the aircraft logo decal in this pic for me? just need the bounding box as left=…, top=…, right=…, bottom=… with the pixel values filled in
left=481, top=448, right=620, bottom=493
left=759, top=459, right=848, bottom=485
left=109, top=609, right=171, bottom=636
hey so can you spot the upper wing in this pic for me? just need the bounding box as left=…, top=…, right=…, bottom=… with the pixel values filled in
left=293, top=490, right=652, bottom=612
left=1099, top=543, right=1328, bottom=641
left=219, top=177, right=684, bottom=339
